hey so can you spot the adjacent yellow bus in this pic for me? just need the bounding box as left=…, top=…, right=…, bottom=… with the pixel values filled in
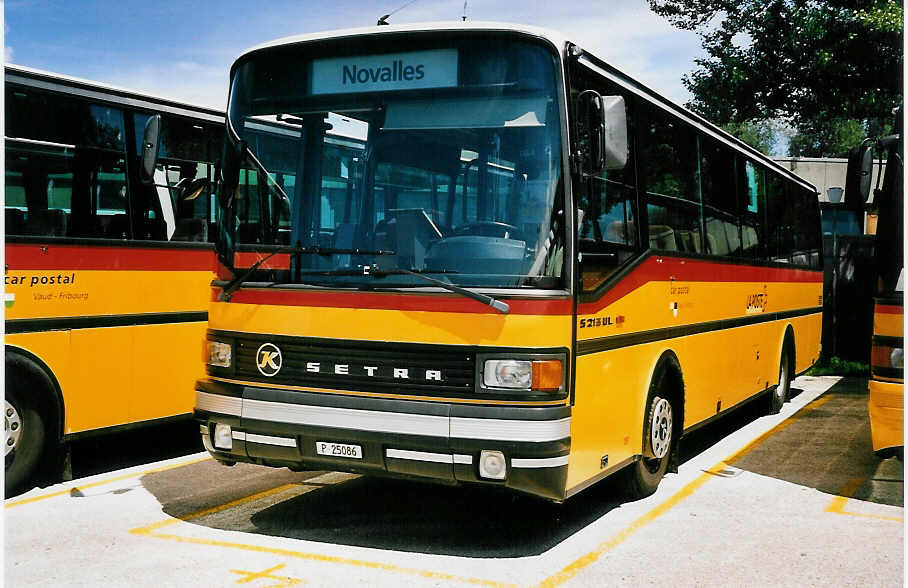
left=856, top=112, right=904, bottom=458
left=195, top=22, right=823, bottom=501
left=4, top=65, right=225, bottom=493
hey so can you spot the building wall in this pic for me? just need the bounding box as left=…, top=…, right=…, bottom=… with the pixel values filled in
left=773, top=157, right=885, bottom=204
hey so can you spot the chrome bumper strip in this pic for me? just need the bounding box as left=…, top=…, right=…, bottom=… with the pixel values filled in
left=197, top=391, right=570, bottom=443
left=511, top=455, right=570, bottom=468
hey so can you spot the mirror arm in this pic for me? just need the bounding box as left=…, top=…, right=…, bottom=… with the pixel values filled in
left=576, top=90, right=605, bottom=172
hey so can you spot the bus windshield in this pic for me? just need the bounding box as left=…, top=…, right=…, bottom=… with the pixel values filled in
left=225, top=37, right=566, bottom=289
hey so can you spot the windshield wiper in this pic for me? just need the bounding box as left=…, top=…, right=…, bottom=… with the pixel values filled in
left=218, top=245, right=395, bottom=301
left=390, top=268, right=510, bottom=314
left=306, top=266, right=509, bottom=314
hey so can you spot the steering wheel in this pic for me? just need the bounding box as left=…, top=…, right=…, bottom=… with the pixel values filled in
left=452, top=221, right=523, bottom=240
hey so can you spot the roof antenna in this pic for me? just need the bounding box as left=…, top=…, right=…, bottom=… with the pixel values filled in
left=462, top=0, right=468, bottom=21
left=376, top=0, right=420, bottom=25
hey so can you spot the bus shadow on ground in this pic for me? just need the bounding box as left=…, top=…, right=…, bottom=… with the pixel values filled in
left=730, top=376, right=903, bottom=508
left=7, top=420, right=203, bottom=500
left=140, top=388, right=792, bottom=558
left=247, top=475, right=626, bottom=557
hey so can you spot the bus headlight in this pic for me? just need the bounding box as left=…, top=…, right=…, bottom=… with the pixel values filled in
left=890, top=347, right=903, bottom=369
left=481, top=358, right=563, bottom=392
left=484, top=360, right=531, bottom=388
left=208, top=341, right=232, bottom=368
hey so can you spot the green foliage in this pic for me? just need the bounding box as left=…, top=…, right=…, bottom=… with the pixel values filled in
left=648, top=0, right=904, bottom=157
left=721, top=121, right=777, bottom=155
left=807, top=356, right=870, bottom=376
left=788, top=118, right=868, bottom=157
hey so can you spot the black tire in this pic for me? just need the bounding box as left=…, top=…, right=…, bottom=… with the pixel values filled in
left=769, top=348, right=791, bottom=415
left=5, top=369, right=50, bottom=496
left=625, top=370, right=676, bottom=499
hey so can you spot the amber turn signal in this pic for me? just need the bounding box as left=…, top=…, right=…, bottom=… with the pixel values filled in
left=531, top=359, right=563, bottom=391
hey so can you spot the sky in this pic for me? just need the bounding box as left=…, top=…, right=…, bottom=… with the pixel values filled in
left=4, top=0, right=705, bottom=111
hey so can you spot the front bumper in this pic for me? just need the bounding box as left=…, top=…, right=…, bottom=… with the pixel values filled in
left=194, top=378, right=571, bottom=501
left=868, top=378, right=904, bottom=453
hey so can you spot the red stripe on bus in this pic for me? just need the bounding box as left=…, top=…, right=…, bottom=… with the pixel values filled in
left=233, top=252, right=292, bottom=269
left=5, top=243, right=215, bottom=271
left=578, top=256, right=822, bottom=315
left=214, top=287, right=573, bottom=315
left=876, top=304, right=904, bottom=315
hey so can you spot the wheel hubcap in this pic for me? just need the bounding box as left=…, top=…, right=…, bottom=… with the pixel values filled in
left=5, top=400, right=22, bottom=457
left=649, top=397, right=672, bottom=459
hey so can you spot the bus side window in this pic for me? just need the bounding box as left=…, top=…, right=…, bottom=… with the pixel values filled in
left=789, top=185, right=822, bottom=267
left=803, top=187, right=822, bottom=268
left=132, top=113, right=221, bottom=242
left=765, top=172, right=789, bottom=263
left=741, top=160, right=766, bottom=260
left=639, top=107, right=701, bottom=253
left=576, top=98, right=637, bottom=250
left=570, top=71, right=639, bottom=292
left=6, top=89, right=128, bottom=239
left=699, top=137, right=741, bottom=257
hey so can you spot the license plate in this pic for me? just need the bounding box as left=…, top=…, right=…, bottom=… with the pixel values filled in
left=316, top=441, right=362, bottom=459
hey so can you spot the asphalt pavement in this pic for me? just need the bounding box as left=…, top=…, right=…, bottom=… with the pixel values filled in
left=5, top=376, right=903, bottom=587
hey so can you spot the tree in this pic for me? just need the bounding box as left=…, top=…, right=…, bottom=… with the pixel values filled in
left=648, top=0, right=903, bottom=157
left=787, top=118, right=868, bottom=157
left=721, top=121, right=778, bottom=155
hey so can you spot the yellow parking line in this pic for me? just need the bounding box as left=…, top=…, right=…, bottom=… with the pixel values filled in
left=5, top=455, right=212, bottom=509
left=537, top=395, right=833, bottom=588
left=825, top=478, right=903, bottom=523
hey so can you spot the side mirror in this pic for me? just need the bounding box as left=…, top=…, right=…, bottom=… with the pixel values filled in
left=176, top=177, right=209, bottom=201
left=139, top=114, right=162, bottom=185
left=219, top=139, right=246, bottom=207
left=602, top=96, right=628, bottom=170
left=845, top=138, right=874, bottom=204
left=577, top=91, right=628, bottom=174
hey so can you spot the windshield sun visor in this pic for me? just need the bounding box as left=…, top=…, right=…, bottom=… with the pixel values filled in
left=382, top=96, right=548, bottom=131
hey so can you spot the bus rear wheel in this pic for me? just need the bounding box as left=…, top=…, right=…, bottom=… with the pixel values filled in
left=5, top=376, right=49, bottom=496
left=626, top=387, right=675, bottom=499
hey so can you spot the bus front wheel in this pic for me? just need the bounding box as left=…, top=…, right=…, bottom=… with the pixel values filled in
left=626, top=383, right=675, bottom=499
left=769, top=350, right=792, bottom=415
left=5, top=377, right=49, bottom=496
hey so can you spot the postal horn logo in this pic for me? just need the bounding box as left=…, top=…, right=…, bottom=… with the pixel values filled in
left=256, top=343, right=283, bottom=377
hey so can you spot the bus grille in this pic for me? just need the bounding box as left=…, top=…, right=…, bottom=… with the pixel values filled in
left=232, top=335, right=475, bottom=396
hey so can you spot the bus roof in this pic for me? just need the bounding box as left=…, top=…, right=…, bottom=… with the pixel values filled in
left=4, top=63, right=225, bottom=123
left=236, top=21, right=569, bottom=62
left=235, top=21, right=816, bottom=195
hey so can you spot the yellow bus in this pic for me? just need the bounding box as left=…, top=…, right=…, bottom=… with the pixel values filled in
left=4, top=65, right=227, bottom=494
left=852, top=112, right=904, bottom=458
left=195, top=22, right=823, bottom=501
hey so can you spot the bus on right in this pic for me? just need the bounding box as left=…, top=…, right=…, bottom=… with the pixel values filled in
left=859, top=109, right=904, bottom=458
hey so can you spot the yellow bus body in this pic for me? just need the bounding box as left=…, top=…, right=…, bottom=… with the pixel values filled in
left=201, top=255, right=822, bottom=500
left=869, top=299, right=904, bottom=454
left=6, top=243, right=214, bottom=436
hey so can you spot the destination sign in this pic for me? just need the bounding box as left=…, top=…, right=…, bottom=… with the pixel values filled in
left=311, top=49, right=458, bottom=95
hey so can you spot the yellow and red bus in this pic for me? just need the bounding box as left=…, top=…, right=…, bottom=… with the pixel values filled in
left=4, top=65, right=227, bottom=493
left=195, top=22, right=823, bottom=501
left=857, top=112, right=903, bottom=458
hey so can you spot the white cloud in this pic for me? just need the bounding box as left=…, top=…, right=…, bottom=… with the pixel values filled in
left=103, top=61, right=230, bottom=110
left=4, top=45, right=13, bottom=63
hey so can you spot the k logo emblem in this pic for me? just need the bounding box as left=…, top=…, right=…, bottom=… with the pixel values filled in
left=256, top=343, right=282, bottom=377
